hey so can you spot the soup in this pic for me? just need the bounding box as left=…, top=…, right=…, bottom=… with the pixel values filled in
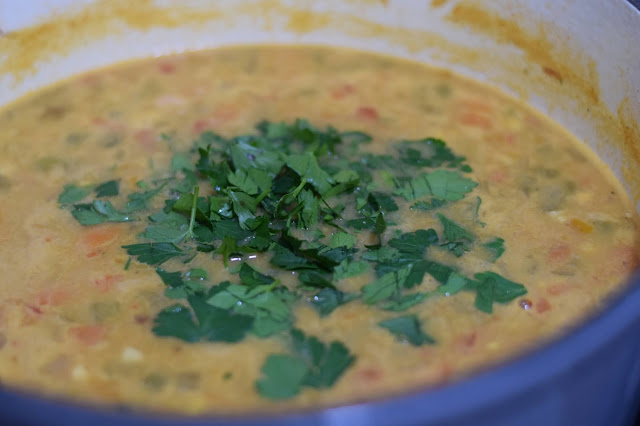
left=0, top=46, right=637, bottom=414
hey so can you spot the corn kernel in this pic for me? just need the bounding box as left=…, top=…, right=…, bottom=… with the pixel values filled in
left=570, top=218, right=593, bottom=233
left=121, top=347, right=144, bottom=363
left=72, top=365, right=88, bottom=381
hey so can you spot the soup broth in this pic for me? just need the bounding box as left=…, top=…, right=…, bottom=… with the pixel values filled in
left=0, top=46, right=637, bottom=414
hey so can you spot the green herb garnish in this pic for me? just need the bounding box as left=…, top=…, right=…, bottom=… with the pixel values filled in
left=59, top=119, right=527, bottom=400
left=256, top=329, right=355, bottom=399
left=379, top=314, right=436, bottom=346
left=483, top=237, right=506, bottom=261
left=437, top=213, right=475, bottom=257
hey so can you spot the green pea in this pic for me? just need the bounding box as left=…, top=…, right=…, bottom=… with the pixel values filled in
left=143, top=373, right=168, bottom=391
left=90, top=301, right=120, bottom=322
left=35, top=157, right=64, bottom=172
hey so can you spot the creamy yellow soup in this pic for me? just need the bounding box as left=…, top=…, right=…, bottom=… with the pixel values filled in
left=0, top=46, right=637, bottom=415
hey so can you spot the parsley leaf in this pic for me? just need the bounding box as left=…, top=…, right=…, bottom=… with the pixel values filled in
left=394, top=174, right=432, bottom=201
left=395, top=170, right=477, bottom=201
left=437, top=213, right=475, bottom=257
left=374, top=213, right=387, bottom=236
left=380, top=292, right=430, bottom=311
left=256, top=329, right=355, bottom=399
left=427, top=170, right=478, bottom=201
left=141, top=224, right=188, bottom=244
left=58, top=184, right=91, bottom=204
left=437, top=272, right=470, bottom=296
left=156, top=268, right=205, bottom=299
left=298, top=270, right=335, bottom=290
left=333, top=260, right=369, bottom=281
left=59, top=180, right=120, bottom=205
left=142, top=209, right=190, bottom=244
left=398, top=138, right=469, bottom=170
left=187, top=290, right=254, bottom=342
left=346, top=216, right=377, bottom=231
left=228, top=190, right=258, bottom=230
left=123, top=242, right=185, bottom=265
left=197, top=148, right=231, bottom=188
left=239, top=263, right=275, bottom=288
left=483, top=237, right=505, bottom=261
left=207, top=282, right=294, bottom=337
left=362, top=246, right=401, bottom=264
left=270, top=245, right=318, bottom=270
left=276, top=234, right=353, bottom=271
left=287, top=153, right=334, bottom=195
left=215, top=236, right=246, bottom=268
left=388, top=229, right=439, bottom=260
left=170, top=152, right=195, bottom=172
left=152, top=304, right=202, bottom=342
left=212, top=219, right=252, bottom=240
left=372, top=230, right=439, bottom=288
left=367, top=192, right=399, bottom=213
left=230, top=139, right=284, bottom=175
left=362, top=268, right=410, bottom=304
left=423, top=260, right=458, bottom=284
left=256, top=354, right=308, bottom=399
left=438, top=213, right=474, bottom=242
left=298, top=189, right=320, bottom=228
left=333, top=169, right=359, bottom=184
left=411, top=198, right=448, bottom=211
left=330, top=232, right=356, bottom=249
left=227, top=168, right=260, bottom=195
left=310, top=288, right=358, bottom=317
left=71, top=200, right=132, bottom=225
left=378, top=314, right=435, bottom=346
left=153, top=289, right=254, bottom=343
left=471, top=271, right=527, bottom=313
left=291, top=329, right=355, bottom=388
left=124, top=184, right=166, bottom=213
left=94, top=180, right=120, bottom=197
left=155, top=268, right=183, bottom=287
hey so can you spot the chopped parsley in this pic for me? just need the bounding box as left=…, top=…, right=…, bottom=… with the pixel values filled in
left=156, top=268, right=206, bottom=299
left=437, top=213, right=475, bottom=257
left=58, top=185, right=92, bottom=205
left=94, top=180, right=120, bottom=197
left=256, top=329, right=355, bottom=399
left=207, top=281, right=296, bottom=338
left=59, top=119, right=527, bottom=400
left=470, top=272, right=528, bottom=313
left=58, top=179, right=120, bottom=205
left=71, top=200, right=132, bottom=225
left=394, top=170, right=477, bottom=201
left=483, top=237, right=506, bottom=261
left=152, top=291, right=254, bottom=343
left=122, top=243, right=186, bottom=265
left=378, top=314, right=436, bottom=346
left=311, top=288, right=358, bottom=317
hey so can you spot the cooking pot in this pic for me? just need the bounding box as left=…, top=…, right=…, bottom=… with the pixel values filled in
left=0, top=1, right=639, bottom=425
